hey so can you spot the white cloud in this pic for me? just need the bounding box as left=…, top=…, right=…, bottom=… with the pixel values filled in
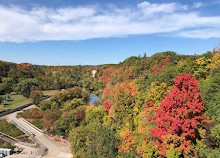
left=0, top=1, right=219, bottom=42
left=178, top=29, right=220, bottom=38
left=193, top=2, right=204, bottom=8
left=137, top=1, right=188, bottom=16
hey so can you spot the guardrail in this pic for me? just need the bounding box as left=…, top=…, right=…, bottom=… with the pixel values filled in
left=14, top=119, right=48, bottom=155
left=20, top=118, right=44, bottom=135
left=10, top=120, right=34, bottom=137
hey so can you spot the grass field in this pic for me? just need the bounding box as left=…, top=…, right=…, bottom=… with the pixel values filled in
left=0, top=90, right=58, bottom=112
left=0, top=93, right=32, bottom=112
left=42, top=90, right=58, bottom=96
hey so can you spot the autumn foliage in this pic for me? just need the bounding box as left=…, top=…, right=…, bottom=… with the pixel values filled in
left=118, top=128, right=135, bottom=153
left=103, top=99, right=112, bottom=114
left=150, top=73, right=211, bottom=157
left=29, top=90, right=43, bottom=105
left=1, top=51, right=219, bottom=157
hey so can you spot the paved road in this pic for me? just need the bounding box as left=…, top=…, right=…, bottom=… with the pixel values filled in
left=1, top=106, right=72, bottom=158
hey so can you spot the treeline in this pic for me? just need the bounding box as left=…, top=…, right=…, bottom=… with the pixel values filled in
left=0, top=61, right=107, bottom=97
left=0, top=49, right=220, bottom=157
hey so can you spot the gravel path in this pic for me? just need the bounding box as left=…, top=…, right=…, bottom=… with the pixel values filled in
left=1, top=106, right=72, bottom=158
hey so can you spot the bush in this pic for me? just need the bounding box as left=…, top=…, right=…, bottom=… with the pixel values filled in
left=0, top=142, right=13, bottom=149
left=29, top=90, right=44, bottom=105
left=199, top=148, right=220, bottom=158
left=28, top=119, right=43, bottom=129
left=0, top=120, right=23, bottom=137
left=211, top=124, right=220, bottom=147
left=17, top=108, right=44, bottom=119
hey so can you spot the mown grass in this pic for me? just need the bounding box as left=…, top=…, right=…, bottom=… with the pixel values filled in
left=42, top=90, right=58, bottom=96
left=0, top=90, right=58, bottom=112
left=0, top=93, right=32, bottom=112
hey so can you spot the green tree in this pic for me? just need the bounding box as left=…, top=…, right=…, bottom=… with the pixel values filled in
left=55, top=110, right=79, bottom=136
left=15, top=79, right=39, bottom=97
left=200, top=66, right=220, bottom=123
left=211, top=124, right=220, bottom=147
left=0, top=77, right=14, bottom=95
left=40, top=100, right=51, bottom=111
left=114, top=83, right=137, bottom=122
left=29, top=90, right=44, bottom=105
left=63, top=98, right=84, bottom=112
left=69, top=122, right=120, bottom=158
left=82, top=105, right=105, bottom=125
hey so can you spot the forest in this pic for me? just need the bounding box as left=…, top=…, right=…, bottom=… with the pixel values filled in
left=0, top=49, right=219, bottom=158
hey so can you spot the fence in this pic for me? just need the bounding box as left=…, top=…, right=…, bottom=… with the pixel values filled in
left=20, top=118, right=44, bottom=134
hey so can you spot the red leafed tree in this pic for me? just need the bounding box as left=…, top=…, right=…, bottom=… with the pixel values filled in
left=150, top=73, right=211, bottom=157
left=103, top=99, right=112, bottom=114
left=77, top=109, right=85, bottom=121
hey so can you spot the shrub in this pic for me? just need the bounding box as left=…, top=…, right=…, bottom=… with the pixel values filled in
left=29, top=90, right=44, bottom=105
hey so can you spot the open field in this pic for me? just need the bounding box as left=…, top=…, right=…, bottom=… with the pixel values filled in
left=42, top=90, right=58, bottom=96
left=0, top=93, right=32, bottom=112
left=0, top=90, right=58, bottom=112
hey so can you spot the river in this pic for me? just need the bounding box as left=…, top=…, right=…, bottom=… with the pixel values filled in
left=89, top=93, right=99, bottom=104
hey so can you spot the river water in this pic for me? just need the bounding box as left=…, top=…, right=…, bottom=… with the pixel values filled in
left=89, top=93, right=99, bottom=104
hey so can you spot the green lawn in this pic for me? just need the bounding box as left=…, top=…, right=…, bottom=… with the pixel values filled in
left=0, top=90, right=58, bottom=112
left=0, top=93, right=32, bottom=112
left=42, top=90, right=58, bottom=96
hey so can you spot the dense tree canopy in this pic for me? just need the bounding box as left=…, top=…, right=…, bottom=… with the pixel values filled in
left=150, top=73, right=211, bottom=157
left=1, top=50, right=219, bottom=158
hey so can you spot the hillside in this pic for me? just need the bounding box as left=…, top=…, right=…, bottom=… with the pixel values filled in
left=0, top=50, right=220, bottom=157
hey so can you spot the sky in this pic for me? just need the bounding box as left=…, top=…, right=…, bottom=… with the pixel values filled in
left=0, top=0, right=219, bottom=65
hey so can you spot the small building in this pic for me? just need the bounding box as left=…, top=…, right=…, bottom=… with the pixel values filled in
left=92, top=70, right=97, bottom=77
left=0, top=148, right=13, bottom=157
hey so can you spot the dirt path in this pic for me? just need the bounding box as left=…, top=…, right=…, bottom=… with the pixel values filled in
left=1, top=106, right=72, bottom=158
left=6, top=143, right=41, bottom=158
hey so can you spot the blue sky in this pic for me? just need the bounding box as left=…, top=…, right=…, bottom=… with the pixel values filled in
left=0, top=0, right=219, bottom=65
